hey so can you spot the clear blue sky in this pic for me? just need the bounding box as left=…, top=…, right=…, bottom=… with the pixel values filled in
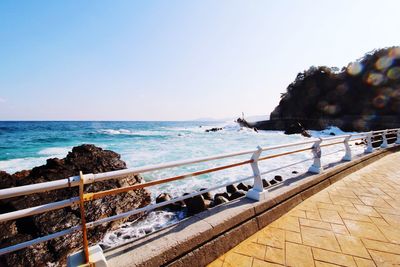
left=0, top=0, right=399, bottom=121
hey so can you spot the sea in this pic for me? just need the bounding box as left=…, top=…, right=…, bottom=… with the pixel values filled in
left=0, top=121, right=365, bottom=248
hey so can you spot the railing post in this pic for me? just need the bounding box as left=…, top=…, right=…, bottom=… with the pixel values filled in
left=308, top=138, right=323, bottom=174
left=342, top=135, right=352, bottom=161
left=78, top=171, right=91, bottom=266
left=365, top=132, right=373, bottom=153
left=246, top=146, right=264, bottom=201
left=381, top=130, right=388, bottom=148
left=396, top=129, right=400, bottom=144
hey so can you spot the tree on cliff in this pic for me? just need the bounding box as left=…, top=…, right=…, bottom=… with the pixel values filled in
left=270, top=46, right=400, bottom=131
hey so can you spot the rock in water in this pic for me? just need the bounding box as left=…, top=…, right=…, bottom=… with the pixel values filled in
left=0, top=144, right=151, bottom=267
left=183, top=194, right=206, bottom=215
left=226, top=184, right=237, bottom=194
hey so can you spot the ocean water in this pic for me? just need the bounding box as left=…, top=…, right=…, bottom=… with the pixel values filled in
left=0, top=121, right=365, bottom=248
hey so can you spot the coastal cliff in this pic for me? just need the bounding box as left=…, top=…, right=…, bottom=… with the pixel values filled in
left=252, top=46, right=400, bottom=133
left=0, top=145, right=151, bottom=267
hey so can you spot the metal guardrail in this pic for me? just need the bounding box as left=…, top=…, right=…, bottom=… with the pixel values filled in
left=1, top=128, right=399, bottom=264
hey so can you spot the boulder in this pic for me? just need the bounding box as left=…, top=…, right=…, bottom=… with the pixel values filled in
left=237, top=183, right=249, bottom=191
left=0, top=144, right=151, bottom=267
left=199, top=188, right=213, bottom=200
left=214, top=192, right=230, bottom=200
left=226, top=184, right=237, bottom=194
left=155, top=193, right=184, bottom=211
left=212, top=195, right=229, bottom=207
left=229, top=190, right=246, bottom=201
left=262, top=179, right=269, bottom=187
left=205, top=127, right=223, bottom=133
left=183, top=194, right=206, bottom=215
left=274, top=175, right=283, bottom=182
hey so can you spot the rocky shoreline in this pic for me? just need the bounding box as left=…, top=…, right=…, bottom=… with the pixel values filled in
left=0, top=145, right=151, bottom=267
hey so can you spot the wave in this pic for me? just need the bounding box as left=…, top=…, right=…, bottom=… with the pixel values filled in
left=38, top=147, right=71, bottom=156
left=0, top=157, right=48, bottom=174
left=98, top=129, right=171, bottom=137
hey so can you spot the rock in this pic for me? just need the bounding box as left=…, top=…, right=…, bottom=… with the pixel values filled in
left=205, top=127, right=223, bottom=132
left=215, top=192, right=230, bottom=200
left=237, top=183, right=249, bottom=191
left=183, top=194, right=206, bottom=215
left=274, top=175, right=283, bottom=182
left=292, top=170, right=298, bottom=174
left=0, top=144, right=151, bottom=267
left=212, top=195, right=229, bottom=206
left=226, top=184, right=237, bottom=194
left=262, top=179, right=269, bottom=187
left=155, top=193, right=184, bottom=211
left=269, top=179, right=277, bottom=185
left=229, top=190, right=246, bottom=200
left=330, top=132, right=336, bottom=136
left=199, top=188, right=213, bottom=200
left=284, top=122, right=305, bottom=135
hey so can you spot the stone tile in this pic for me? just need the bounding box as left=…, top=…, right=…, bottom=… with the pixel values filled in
left=252, top=258, right=283, bottom=267
left=353, top=204, right=380, bottom=217
left=285, top=242, right=314, bottom=267
left=376, top=224, right=400, bottom=244
left=379, top=212, right=400, bottom=227
left=233, top=240, right=266, bottom=260
left=208, top=258, right=224, bottom=267
left=317, top=203, right=344, bottom=212
left=264, top=246, right=284, bottom=265
left=319, top=209, right=343, bottom=224
left=299, top=218, right=332, bottom=230
left=301, top=226, right=341, bottom=252
left=312, top=248, right=357, bottom=267
left=222, top=252, right=253, bottom=267
left=353, top=257, right=376, bottom=267
left=362, top=238, right=400, bottom=255
left=287, top=209, right=306, bottom=218
left=339, top=212, right=372, bottom=223
left=257, top=227, right=285, bottom=249
left=335, top=234, right=370, bottom=259
left=369, top=216, right=389, bottom=226
left=269, top=215, right=300, bottom=233
left=331, top=224, right=350, bottom=235
left=314, top=261, right=341, bottom=267
left=306, top=210, right=322, bottom=221
left=358, top=196, right=392, bottom=208
left=368, top=250, right=400, bottom=266
left=343, top=220, right=387, bottom=242
left=285, top=231, right=302, bottom=244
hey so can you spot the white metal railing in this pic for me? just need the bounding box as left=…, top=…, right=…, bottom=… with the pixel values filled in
left=0, top=128, right=399, bottom=263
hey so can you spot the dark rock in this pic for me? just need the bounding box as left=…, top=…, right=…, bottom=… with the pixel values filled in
left=226, top=184, right=237, bottom=194
left=292, top=170, right=298, bottom=174
left=215, top=192, right=230, bottom=200
left=330, top=132, right=336, bottom=136
left=237, top=183, right=249, bottom=191
left=199, top=188, right=213, bottom=200
left=269, top=179, right=277, bottom=185
left=212, top=195, right=229, bottom=206
left=274, top=175, right=283, bottom=182
left=229, top=190, right=246, bottom=200
left=205, top=127, right=223, bottom=132
left=183, top=194, right=206, bottom=215
left=155, top=193, right=184, bottom=211
left=262, top=179, right=269, bottom=188
left=0, top=144, right=151, bottom=267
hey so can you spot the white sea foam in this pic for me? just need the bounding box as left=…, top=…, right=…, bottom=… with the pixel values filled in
left=0, top=157, right=49, bottom=173
left=38, top=147, right=71, bottom=156
left=99, top=129, right=172, bottom=137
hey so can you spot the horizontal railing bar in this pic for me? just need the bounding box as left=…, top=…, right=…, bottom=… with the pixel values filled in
left=86, top=174, right=255, bottom=229
left=0, top=225, right=82, bottom=256
left=0, top=176, right=80, bottom=200
left=259, top=146, right=313, bottom=161
left=85, top=159, right=253, bottom=201
left=0, top=197, right=80, bottom=223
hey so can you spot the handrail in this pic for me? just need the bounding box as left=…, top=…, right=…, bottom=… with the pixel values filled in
left=0, top=127, right=399, bottom=260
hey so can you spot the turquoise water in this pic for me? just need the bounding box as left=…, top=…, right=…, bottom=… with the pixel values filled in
left=0, top=121, right=363, bottom=247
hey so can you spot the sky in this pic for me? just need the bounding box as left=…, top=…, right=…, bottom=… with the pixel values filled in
left=0, top=0, right=399, bottom=121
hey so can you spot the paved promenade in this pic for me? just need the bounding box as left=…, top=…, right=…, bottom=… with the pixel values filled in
left=208, top=152, right=400, bottom=267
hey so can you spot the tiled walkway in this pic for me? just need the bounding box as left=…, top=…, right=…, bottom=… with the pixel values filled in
left=208, top=152, right=400, bottom=267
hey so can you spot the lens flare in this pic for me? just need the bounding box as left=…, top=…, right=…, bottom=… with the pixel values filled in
left=372, top=94, right=389, bottom=109
left=375, top=56, right=393, bottom=70
left=387, top=67, right=400, bottom=80
left=347, top=62, right=363, bottom=76
left=366, top=72, right=384, bottom=86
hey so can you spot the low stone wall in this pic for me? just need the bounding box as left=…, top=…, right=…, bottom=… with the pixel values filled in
left=105, top=146, right=400, bottom=267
